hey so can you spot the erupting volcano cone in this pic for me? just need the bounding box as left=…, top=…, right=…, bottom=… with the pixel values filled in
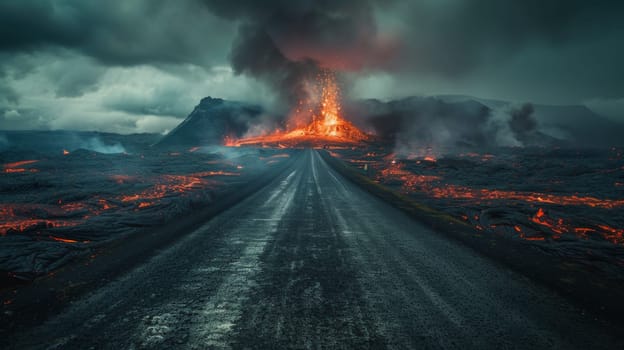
left=226, top=72, right=369, bottom=148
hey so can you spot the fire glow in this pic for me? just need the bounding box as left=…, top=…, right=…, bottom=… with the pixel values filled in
left=117, top=171, right=239, bottom=207
left=527, top=208, right=623, bottom=244
left=3, top=160, right=39, bottom=173
left=374, top=159, right=624, bottom=244
left=226, top=71, right=369, bottom=148
left=380, top=162, right=624, bottom=209
left=0, top=204, right=82, bottom=237
left=0, top=170, right=241, bottom=239
left=118, top=174, right=213, bottom=205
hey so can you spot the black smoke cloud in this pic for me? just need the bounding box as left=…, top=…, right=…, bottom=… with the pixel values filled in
left=203, top=0, right=398, bottom=69
left=350, top=95, right=624, bottom=152
left=228, top=24, right=318, bottom=108
left=202, top=0, right=399, bottom=109
left=351, top=97, right=496, bottom=152
left=509, top=104, right=537, bottom=141
left=200, top=0, right=624, bottom=122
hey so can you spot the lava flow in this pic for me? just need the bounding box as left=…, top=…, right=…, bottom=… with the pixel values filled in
left=226, top=71, right=369, bottom=148
left=379, top=161, right=624, bottom=209
left=0, top=204, right=81, bottom=237
left=3, top=160, right=39, bottom=173
left=370, top=157, right=624, bottom=244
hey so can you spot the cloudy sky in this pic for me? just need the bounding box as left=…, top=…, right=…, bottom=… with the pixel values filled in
left=1, top=0, right=622, bottom=134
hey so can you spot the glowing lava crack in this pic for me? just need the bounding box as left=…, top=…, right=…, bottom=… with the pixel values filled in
left=226, top=72, right=370, bottom=148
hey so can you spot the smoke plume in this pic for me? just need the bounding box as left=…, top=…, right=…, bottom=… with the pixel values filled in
left=509, top=103, right=537, bottom=140
left=357, top=97, right=496, bottom=154
left=202, top=0, right=399, bottom=112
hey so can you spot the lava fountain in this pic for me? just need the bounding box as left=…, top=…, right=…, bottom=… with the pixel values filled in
left=226, top=71, right=370, bottom=148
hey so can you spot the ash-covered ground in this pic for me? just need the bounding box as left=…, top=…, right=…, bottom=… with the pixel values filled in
left=329, top=145, right=624, bottom=279
left=0, top=144, right=293, bottom=283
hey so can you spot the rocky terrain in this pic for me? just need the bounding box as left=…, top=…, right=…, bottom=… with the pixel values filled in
left=0, top=145, right=293, bottom=283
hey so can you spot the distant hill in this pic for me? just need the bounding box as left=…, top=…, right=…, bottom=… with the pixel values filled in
left=156, top=97, right=264, bottom=148
left=153, top=94, right=624, bottom=150
left=345, top=95, right=624, bottom=148
left=0, top=130, right=160, bottom=154
left=434, top=95, right=624, bottom=147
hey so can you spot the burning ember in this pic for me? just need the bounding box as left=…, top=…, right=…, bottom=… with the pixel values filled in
left=226, top=71, right=369, bottom=148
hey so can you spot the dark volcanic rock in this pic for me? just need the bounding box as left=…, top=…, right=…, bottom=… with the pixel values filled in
left=157, top=97, right=263, bottom=148
left=0, top=146, right=295, bottom=278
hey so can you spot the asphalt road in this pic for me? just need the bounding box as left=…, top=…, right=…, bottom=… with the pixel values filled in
left=8, top=150, right=622, bottom=349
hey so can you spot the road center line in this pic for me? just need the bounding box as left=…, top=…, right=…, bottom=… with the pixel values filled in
left=186, top=165, right=300, bottom=348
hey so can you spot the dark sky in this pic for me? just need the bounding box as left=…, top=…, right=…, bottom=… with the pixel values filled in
left=0, top=0, right=622, bottom=133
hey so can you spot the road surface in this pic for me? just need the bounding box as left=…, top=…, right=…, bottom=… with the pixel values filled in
left=7, top=150, right=621, bottom=349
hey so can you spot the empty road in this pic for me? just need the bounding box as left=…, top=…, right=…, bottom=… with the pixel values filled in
left=7, top=150, right=621, bottom=349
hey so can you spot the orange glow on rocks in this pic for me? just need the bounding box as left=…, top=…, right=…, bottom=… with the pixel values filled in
left=110, top=175, right=136, bottom=184
left=425, top=185, right=624, bottom=209
left=378, top=162, right=624, bottom=210
left=526, top=208, right=624, bottom=244
left=378, top=162, right=442, bottom=190
left=49, top=236, right=80, bottom=243
left=596, top=224, right=624, bottom=244
left=4, top=160, right=39, bottom=168
left=118, top=172, right=227, bottom=205
left=358, top=151, right=624, bottom=245
left=0, top=168, right=240, bottom=237
left=0, top=205, right=81, bottom=236
left=3, top=160, right=39, bottom=173
left=530, top=208, right=565, bottom=237
left=226, top=71, right=369, bottom=148
left=381, top=166, right=624, bottom=209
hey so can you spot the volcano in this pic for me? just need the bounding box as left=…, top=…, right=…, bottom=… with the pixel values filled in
left=156, top=97, right=263, bottom=148
left=226, top=72, right=371, bottom=148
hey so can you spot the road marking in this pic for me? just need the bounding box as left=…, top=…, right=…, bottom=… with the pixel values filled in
left=310, top=151, right=323, bottom=195
left=265, top=170, right=297, bottom=204
left=187, top=164, right=300, bottom=348
left=315, top=152, right=348, bottom=193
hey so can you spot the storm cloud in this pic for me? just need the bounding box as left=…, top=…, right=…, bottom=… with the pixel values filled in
left=0, top=0, right=234, bottom=67
left=365, top=0, right=624, bottom=105
left=389, top=1, right=624, bottom=76
left=0, top=0, right=622, bottom=133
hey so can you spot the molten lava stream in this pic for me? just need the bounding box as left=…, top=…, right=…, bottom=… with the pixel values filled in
left=226, top=71, right=369, bottom=148
left=379, top=162, right=624, bottom=209
left=376, top=161, right=624, bottom=244
left=3, top=160, right=39, bottom=173
left=529, top=208, right=624, bottom=244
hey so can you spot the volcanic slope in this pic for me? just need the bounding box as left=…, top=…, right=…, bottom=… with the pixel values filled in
left=5, top=150, right=622, bottom=349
